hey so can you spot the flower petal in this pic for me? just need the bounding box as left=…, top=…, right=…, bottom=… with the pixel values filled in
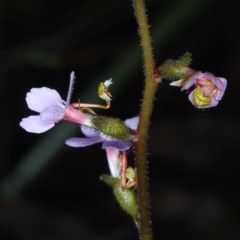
left=40, top=105, right=65, bottom=124
left=65, top=137, right=102, bottom=147
left=102, top=140, right=132, bottom=151
left=105, top=147, right=121, bottom=178
left=26, top=87, right=63, bottom=112
left=66, top=71, right=75, bottom=107
left=208, top=97, right=219, bottom=108
left=182, top=71, right=202, bottom=91
left=124, top=116, right=139, bottom=130
left=81, top=125, right=100, bottom=137
left=213, top=77, right=227, bottom=101
left=20, top=115, right=54, bottom=133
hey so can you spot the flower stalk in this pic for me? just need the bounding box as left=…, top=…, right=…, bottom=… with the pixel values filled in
left=132, top=0, right=161, bottom=239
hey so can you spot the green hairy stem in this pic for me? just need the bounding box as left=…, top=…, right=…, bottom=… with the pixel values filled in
left=132, top=0, right=161, bottom=239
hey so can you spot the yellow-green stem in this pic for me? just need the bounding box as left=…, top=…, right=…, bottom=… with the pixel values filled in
left=132, top=0, right=160, bottom=239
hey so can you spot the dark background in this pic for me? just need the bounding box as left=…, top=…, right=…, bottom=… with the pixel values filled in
left=0, top=0, right=239, bottom=239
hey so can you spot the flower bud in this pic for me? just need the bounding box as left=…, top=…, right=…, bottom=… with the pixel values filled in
left=160, top=52, right=192, bottom=80
left=100, top=175, right=139, bottom=217
left=113, top=186, right=139, bottom=217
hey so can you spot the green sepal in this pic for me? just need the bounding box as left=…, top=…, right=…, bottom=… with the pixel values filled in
left=160, top=52, right=192, bottom=80
left=177, top=52, right=192, bottom=68
left=91, top=116, right=133, bottom=141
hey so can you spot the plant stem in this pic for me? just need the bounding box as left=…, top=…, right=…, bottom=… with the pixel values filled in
left=132, top=0, right=160, bottom=240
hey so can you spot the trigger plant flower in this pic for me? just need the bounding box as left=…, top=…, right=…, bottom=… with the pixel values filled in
left=161, top=53, right=227, bottom=108
left=66, top=116, right=139, bottom=186
left=20, top=72, right=93, bottom=133
left=65, top=116, right=139, bottom=151
left=181, top=72, right=227, bottom=108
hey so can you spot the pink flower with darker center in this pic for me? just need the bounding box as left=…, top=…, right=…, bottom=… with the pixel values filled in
left=181, top=72, right=227, bottom=108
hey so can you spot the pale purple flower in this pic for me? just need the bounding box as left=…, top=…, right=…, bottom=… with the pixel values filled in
left=65, top=116, right=139, bottom=151
left=181, top=72, right=227, bottom=108
left=66, top=116, right=138, bottom=178
left=20, top=72, right=92, bottom=133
